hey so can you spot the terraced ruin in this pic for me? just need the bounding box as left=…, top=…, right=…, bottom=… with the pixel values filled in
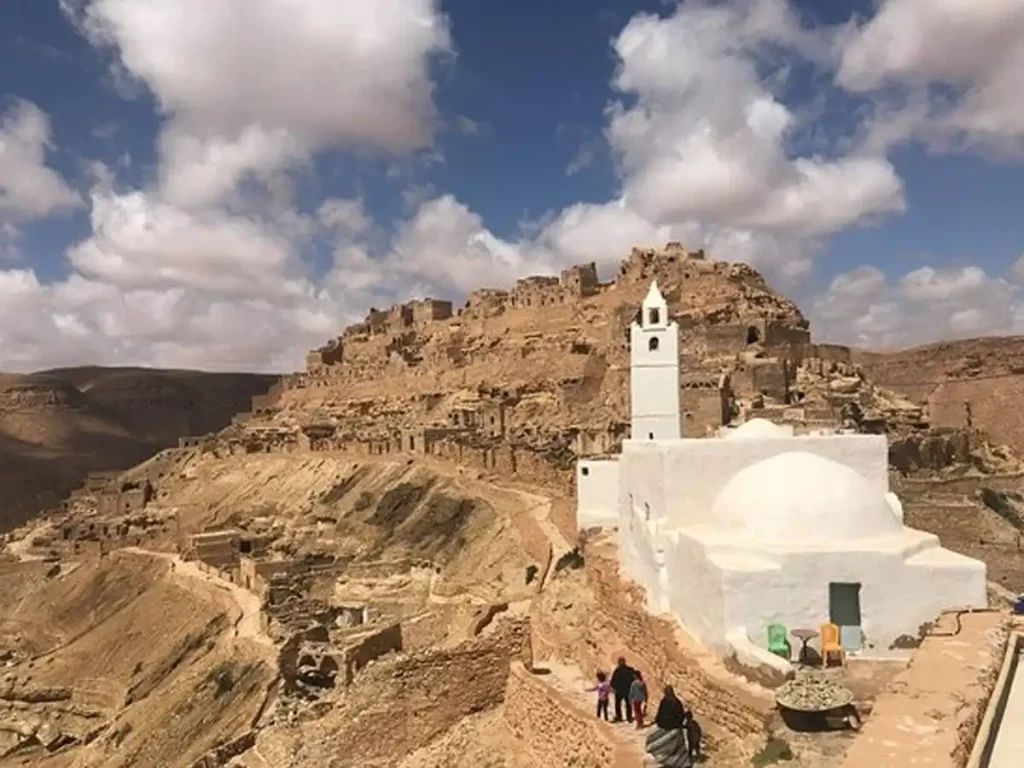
left=2, top=243, right=1022, bottom=767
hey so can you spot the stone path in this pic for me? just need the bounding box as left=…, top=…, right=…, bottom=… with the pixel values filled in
left=120, top=547, right=274, bottom=649
left=988, top=642, right=1024, bottom=767
left=499, top=485, right=573, bottom=591
left=839, top=610, right=1005, bottom=768
left=535, top=660, right=652, bottom=766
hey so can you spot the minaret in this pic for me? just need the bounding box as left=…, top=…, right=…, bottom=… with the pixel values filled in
left=629, top=280, right=681, bottom=440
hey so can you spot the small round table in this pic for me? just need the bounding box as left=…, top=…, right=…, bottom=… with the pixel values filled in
left=791, top=628, right=818, bottom=665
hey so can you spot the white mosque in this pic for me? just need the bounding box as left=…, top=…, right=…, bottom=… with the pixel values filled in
left=576, top=281, right=987, bottom=668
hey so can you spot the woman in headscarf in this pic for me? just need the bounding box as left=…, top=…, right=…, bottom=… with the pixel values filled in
left=644, top=685, right=691, bottom=767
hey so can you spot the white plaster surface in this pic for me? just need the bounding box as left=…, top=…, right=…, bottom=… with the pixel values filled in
left=629, top=280, right=681, bottom=441
left=575, top=279, right=990, bottom=664
left=989, top=646, right=1024, bottom=767
left=726, top=626, right=793, bottom=675
left=575, top=459, right=620, bottom=529
left=721, top=418, right=794, bottom=440
left=710, top=451, right=903, bottom=542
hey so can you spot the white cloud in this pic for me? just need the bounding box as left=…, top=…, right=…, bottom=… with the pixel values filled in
left=317, top=198, right=372, bottom=238
left=65, top=0, right=452, bottom=205
left=385, top=195, right=546, bottom=296
left=607, top=1, right=905, bottom=236
left=0, top=100, right=81, bottom=219
left=812, top=263, right=1024, bottom=349
left=6, top=0, right=1021, bottom=374
left=837, top=0, right=1024, bottom=155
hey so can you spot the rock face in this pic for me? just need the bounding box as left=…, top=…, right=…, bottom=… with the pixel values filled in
left=856, top=336, right=1024, bottom=459
left=198, top=243, right=1018, bottom=491
left=0, top=368, right=276, bottom=531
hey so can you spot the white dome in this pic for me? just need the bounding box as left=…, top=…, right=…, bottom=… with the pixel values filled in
left=722, top=418, right=792, bottom=441
left=710, top=451, right=901, bottom=542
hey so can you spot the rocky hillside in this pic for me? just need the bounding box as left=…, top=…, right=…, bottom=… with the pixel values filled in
left=855, top=336, right=1024, bottom=458
left=213, top=243, right=1018, bottom=487
left=0, top=368, right=275, bottom=531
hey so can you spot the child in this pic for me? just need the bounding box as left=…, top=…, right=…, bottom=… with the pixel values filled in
left=629, top=670, right=648, bottom=728
left=587, top=671, right=611, bottom=721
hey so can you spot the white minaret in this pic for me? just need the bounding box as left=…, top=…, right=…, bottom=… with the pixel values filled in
left=629, top=280, right=681, bottom=440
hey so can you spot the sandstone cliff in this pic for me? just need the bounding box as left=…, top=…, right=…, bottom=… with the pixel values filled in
left=0, top=368, right=275, bottom=531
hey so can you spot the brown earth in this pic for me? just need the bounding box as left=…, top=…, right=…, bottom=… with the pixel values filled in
left=3, top=243, right=1022, bottom=767
left=0, top=367, right=275, bottom=532
left=855, top=336, right=1024, bottom=458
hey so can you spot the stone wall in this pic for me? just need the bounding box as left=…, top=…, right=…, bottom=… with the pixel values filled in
left=683, top=386, right=727, bottom=437
left=502, top=662, right=630, bottom=767
left=537, top=555, right=772, bottom=748
left=312, top=617, right=533, bottom=763
left=340, top=622, right=403, bottom=685
left=893, top=472, right=1024, bottom=496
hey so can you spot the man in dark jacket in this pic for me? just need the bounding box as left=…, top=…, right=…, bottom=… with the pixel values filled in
left=610, top=657, right=637, bottom=722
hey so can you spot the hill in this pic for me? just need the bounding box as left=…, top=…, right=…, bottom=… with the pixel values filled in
left=855, top=336, right=1024, bottom=458
left=0, top=367, right=276, bottom=531
left=3, top=242, right=1021, bottom=766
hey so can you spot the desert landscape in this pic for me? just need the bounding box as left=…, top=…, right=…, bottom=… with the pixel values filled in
left=2, top=243, right=1022, bottom=767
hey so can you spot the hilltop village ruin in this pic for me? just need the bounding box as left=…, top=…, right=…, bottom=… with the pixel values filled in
left=4, top=242, right=1023, bottom=766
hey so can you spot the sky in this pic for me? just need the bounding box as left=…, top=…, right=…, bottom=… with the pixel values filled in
left=1, top=0, right=1023, bottom=373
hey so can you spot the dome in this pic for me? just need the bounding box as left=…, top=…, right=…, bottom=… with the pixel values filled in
left=710, top=451, right=902, bottom=542
left=722, top=418, right=793, bottom=441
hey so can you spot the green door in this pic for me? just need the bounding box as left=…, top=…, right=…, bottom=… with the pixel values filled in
left=829, top=582, right=862, bottom=651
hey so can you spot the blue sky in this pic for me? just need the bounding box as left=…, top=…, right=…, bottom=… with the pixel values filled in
left=1, top=0, right=1023, bottom=371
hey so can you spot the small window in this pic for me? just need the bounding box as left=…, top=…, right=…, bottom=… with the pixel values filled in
left=648, top=308, right=660, bottom=325
left=648, top=337, right=659, bottom=351
left=644, top=503, right=650, bottom=521
left=581, top=467, right=590, bottom=477
left=648, top=432, right=654, bottom=440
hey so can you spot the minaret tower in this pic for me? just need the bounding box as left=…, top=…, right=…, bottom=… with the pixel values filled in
left=629, top=280, right=681, bottom=440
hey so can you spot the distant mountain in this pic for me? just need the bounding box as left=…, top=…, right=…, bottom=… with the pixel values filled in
left=0, top=366, right=277, bottom=531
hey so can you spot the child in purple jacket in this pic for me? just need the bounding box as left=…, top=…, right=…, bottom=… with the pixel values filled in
left=587, top=671, right=611, bottom=721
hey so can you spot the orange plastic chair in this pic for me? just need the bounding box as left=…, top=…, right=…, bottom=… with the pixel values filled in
left=820, top=622, right=845, bottom=667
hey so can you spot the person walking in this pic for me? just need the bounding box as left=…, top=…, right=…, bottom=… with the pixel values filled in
left=610, top=657, right=637, bottom=723
left=586, top=671, right=612, bottom=721
left=629, top=670, right=648, bottom=728
left=645, top=685, right=691, bottom=766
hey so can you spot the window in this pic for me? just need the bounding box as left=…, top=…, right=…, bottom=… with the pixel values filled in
left=581, top=466, right=590, bottom=477
left=648, top=337, right=659, bottom=351
left=747, top=326, right=761, bottom=344
left=644, top=503, right=650, bottom=521
left=648, top=432, right=654, bottom=440
left=648, top=308, right=660, bottom=325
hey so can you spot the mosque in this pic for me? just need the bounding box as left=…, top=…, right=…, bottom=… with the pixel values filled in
left=575, top=281, right=987, bottom=668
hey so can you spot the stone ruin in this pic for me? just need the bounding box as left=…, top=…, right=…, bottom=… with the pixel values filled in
left=162, top=242, right=998, bottom=495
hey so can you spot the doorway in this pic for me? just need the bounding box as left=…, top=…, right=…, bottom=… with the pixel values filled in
left=828, top=582, right=863, bottom=651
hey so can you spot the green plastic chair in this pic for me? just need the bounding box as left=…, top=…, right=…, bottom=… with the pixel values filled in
left=767, top=623, right=791, bottom=660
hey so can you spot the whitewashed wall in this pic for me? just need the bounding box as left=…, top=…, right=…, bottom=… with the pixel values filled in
left=576, top=459, right=620, bottom=530
left=620, top=433, right=890, bottom=528
left=700, top=537, right=988, bottom=654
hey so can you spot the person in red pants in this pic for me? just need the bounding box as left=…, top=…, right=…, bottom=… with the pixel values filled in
left=629, top=670, right=648, bottom=728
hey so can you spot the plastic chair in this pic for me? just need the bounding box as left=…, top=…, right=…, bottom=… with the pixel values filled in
left=767, top=623, right=791, bottom=660
left=820, top=622, right=846, bottom=667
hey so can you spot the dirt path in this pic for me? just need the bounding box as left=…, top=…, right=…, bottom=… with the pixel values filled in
left=120, top=548, right=273, bottom=649
left=537, top=660, right=652, bottom=766
left=839, top=610, right=1005, bottom=768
